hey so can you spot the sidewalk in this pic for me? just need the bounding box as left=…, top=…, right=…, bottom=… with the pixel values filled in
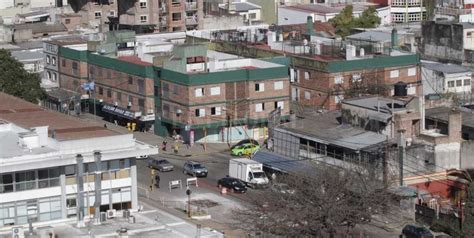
left=77, top=113, right=230, bottom=157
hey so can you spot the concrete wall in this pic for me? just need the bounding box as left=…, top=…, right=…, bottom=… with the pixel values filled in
left=421, top=22, right=465, bottom=63
left=0, top=0, right=14, bottom=10
left=461, top=140, right=474, bottom=169
left=278, top=7, right=310, bottom=25
left=421, top=66, right=444, bottom=96
left=434, top=143, right=461, bottom=171
left=201, top=14, right=245, bottom=30
left=247, top=0, right=277, bottom=24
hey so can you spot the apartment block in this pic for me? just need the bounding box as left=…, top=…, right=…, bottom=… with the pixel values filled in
left=159, top=0, right=203, bottom=32
left=155, top=44, right=290, bottom=143
left=70, top=0, right=118, bottom=30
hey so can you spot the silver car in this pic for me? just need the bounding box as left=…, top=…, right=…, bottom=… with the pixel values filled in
left=183, top=161, right=208, bottom=177
left=148, top=159, right=174, bottom=172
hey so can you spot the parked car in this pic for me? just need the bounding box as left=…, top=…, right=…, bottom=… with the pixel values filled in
left=231, top=143, right=260, bottom=156
left=217, top=177, right=247, bottom=193
left=148, top=159, right=174, bottom=172
left=230, top=139, right=259, bottom=150
left=183, top=161, right=208, bottom=177
left=401, top=224, right=434, bottom=238
left=270, top=183, right=295, bottom=194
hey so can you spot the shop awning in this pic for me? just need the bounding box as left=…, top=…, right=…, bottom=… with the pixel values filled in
left=102, top=103, right=141, bottom=120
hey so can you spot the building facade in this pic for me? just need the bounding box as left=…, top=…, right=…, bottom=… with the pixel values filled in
left=155, top=44, right=291, bottom=143
left=0, top=92, right=156, bottom=228
left=390, top=0, right=427, bottom=23
left=159, top=0, right=203, bottom=32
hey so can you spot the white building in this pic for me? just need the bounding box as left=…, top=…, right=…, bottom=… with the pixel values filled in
left=278, top=3, right=391, bottom=26
left=11, top=50, right=44, bottom=73
left=390, top=0, right=426, bottom=23
left=227, top=2, right=262, bottom=24
left=0, top=93, right=157, bottom=228
left=421, top=61, right=472, bottom=96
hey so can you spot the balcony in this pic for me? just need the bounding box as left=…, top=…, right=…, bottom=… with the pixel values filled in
left=186, top=2, right=197, bottom=11
left=436, top=7, right=470, bottom=16
left=185, top=17, right=198, bottom=25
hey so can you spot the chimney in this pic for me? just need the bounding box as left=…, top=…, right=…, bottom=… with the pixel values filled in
left=448, top=108, right=462, bottom=143
left=391, top=28, right=398, bottom=49
left=306, top=16, right=315, bottom=36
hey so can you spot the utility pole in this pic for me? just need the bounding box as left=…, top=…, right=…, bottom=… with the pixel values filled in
left=76, top=154, right=85, bottom=228
left=398, top=129, right=406, bottom=187
left=93, top=151, right=102, bottom=224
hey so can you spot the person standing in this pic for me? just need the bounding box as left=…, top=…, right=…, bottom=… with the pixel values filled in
left=155, top=174, right=160, bottom=188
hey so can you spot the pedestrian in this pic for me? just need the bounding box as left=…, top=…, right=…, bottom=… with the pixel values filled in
left=155, top=174, right=160, bottom=188
left=162, top=141, right=167, bottom=151
left=174, top=143, right=179, bottom=154
left=103, top=123, right=107, bottom=128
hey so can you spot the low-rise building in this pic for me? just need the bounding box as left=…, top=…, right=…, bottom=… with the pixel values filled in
left=0, top=92, right=156, bottom=228
left=155, top=44, right=291, bottom=143
left=421, top=61, right=472, bottom=97
left=10, top=50, right=44, bottom=73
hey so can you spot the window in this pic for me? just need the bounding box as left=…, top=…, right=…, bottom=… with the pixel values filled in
left=274, top=81, right=283, bottom=90
left=46, top=55, right=50, bottom=64
left=107, top=89, right=112, bottom=98
left=139, top=0, right=147, bottom=8
left=305, top=91, right=311, bottom=100
left=138, top=99, right=145, bottom=108
left=117, top=92, right=122, bottom=101
left=468, top=32, right=474, bottom=38
left=304, top=71, right=310, bottom=80
left=408, top=67, right=417, bottom=76
left=390, top=70, right=399, bottom=78
left=448, top=81, right=455, bottom=87
left=99, top=87, right=103, bottom=95
left=128, top=76, right=133, bottom=85
left=255, top=83, right=265, bottom=92
left=195, top=108, right=205, bottom=117
left=140, top=15, right=148, bottom=23
left=464, top=79, right=471, bottom=86
left=65, top=18, right=71, bottom=24
left=162, top=82, right=169, bottom=97
left=128, top=95, right=133, bottom=105
left=138, top=79, right=145, bottom=94
left=290, top=68, right=296, bottom=82
left=195, top=88, right=204, bottom=97
left=172, top=13, right=181, bottom=21
left=335, top=76, right=344, bottom=84
left=62, top=59, right=66, bottom=67
left=173, top=85, right=179, bottom=95
left=47, top=71, right=51, bottom=79
left=209, top=86, right=220, bottom=95
left=255, top=103, right=264, bottom=112
left=274, top=101, right=284, bottom=109
left=72, top=62, right=78, bottom=75
left=109, top=10, right=115, bottom=16
left=154, top=86, right=159, bottom=96
left=211, top=106, right=221, bottom=115
left=95, top=11, right=102, bottom=18
left=249, top=13, right=257, bottom=19
left=456, top=80, right=463, bottom=86
left=15, top=171, right=36, bottom=191
left=52, top=56, right=56, bottom=66
left=52, top=73, right=57, bottom=82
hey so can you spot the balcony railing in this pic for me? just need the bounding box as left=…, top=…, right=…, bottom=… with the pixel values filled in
left=186, top=2, right=197, bottom=11
left=436, top=7, right=471, bottom=16
left=185, top=17, right=198, bottom=25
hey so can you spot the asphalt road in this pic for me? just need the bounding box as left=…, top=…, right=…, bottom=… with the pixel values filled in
left=136, top=150, right=233, bottom=193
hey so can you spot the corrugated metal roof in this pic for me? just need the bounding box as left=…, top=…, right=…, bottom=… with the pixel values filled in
left=347, top=31, right=392, bottom=43
left=252, top=151, right=315, bottom=174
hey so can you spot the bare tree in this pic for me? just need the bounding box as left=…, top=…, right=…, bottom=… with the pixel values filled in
left=233, top=165, right=396, bottom=237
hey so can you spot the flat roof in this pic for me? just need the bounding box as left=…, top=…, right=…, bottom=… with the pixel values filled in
left=346, top=31, right=392, bottom=43
left=282, top=3, right=379, bottom=14
left=425, top=106, right=474, bottom=128
left=342, top=96, right=412, bottom=113
left=253, top=150, right=317, bottom=174
left=11, top=50, right=44, bottom=61
left=278, top=111, right=387, bottom=151
left=422, top=62, right=471, bottom=74
left=0, top=93, right=118, bottom=141
left=231, top=2, right=261, bottom=12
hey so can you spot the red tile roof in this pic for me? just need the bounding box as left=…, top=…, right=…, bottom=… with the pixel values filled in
left=118, top=56, right=153, bottom=66
left=0, top=93, right=119, bottom=141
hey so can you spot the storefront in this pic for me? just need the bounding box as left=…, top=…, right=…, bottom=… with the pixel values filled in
left=101, top=103, right=141, bottom=128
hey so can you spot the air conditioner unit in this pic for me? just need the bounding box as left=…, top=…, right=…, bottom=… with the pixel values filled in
left=107, top=209, right=117, bottom=219
left=12, top=227, right=25, bottom=238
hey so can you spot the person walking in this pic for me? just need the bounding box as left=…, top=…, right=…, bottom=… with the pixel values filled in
left=155, top=174, right=160, bottom=188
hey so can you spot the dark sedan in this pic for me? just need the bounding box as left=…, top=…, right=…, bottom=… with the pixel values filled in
left=217, top=177, right=247, bottom=193
left=401, top=224, right=434, bottom=238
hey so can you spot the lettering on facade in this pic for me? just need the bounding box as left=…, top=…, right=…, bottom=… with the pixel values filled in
left=44, top=43, right=58, bottom=54
left=102, top=104, right=136, bottom=119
